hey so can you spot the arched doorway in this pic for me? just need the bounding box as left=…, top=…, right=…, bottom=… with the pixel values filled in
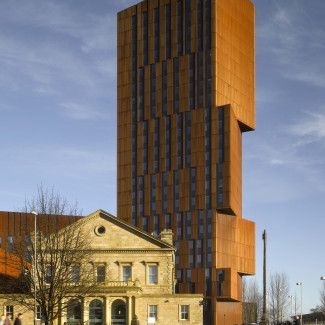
left=89, top=299, right=104, bottom=325
left=111, top=299, right=127, bottom=325
left=67, top=299, right=82, bottom=324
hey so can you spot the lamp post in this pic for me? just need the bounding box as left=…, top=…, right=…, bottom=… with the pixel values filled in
left=288, top=295, right=293, bottom=320
left=321, top=276, right=325, bottom=280
left=31, top=211, right=38, bottom=325
left=296, top=282, right=303, bottom=325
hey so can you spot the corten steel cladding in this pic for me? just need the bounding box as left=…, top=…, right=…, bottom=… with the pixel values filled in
left=117, top=0, right=255, bottom=324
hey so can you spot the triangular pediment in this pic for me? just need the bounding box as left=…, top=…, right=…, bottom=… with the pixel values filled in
left=68, top=210, right=174, bottom=251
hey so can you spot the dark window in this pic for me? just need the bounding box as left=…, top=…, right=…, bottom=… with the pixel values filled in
left=122, top=265, right=132, bottom=281
left=138, top=176, right=144, bottom=216
left=177, top=113, right=183, bottom=168
left=164, top=213, right=171, bottom=229
left=96, top=265, right=106, bottom=283
left=196, top=239, right=203, bottom=267
left=189, top=53, right=195, bottom=109
left=131, top=15, right=138, bottom=226
left=174, top=170, right=180, bottom=212
left=154, top=7, right=160, bottom=62
left=185, top=212, right=192, bottom=239
left=216, top=270, right=225, bottom=296
left=162, top=61, right=168, bottom=115
left=71, top=265, right=80, bottom=283
left=206, top=238, right=212, bottom=267
left=162, top=172, right=168, bottom=212
left=180, top=305, right=190, bottom=320
left=138, top=67, right=144, bottom=121
left=176, top=212, right=183, bottom=239
left=205, top=268, right=211, bottom=295
left=165, top=116, right=171, bottom=171
left=197, top=52, right=203, bottom=108
left=197, top=0, right=203, bottom=51
left=173, top=57, right=179, bottom=113
left=5, top=306, right=13, bottom=320
left=198, top=210, right=204, bottom=239
left=188, top=240, right=195, bottom=268
left=45, top=265, right=53, bottom=284
left=153, top=119, right=160, bottom=172
left=186, top=268, right=192, bottom=282
left=177, top=0, right=183, bottom=55
left=175, top=240, right=180, bottom=266
left=7, top=236, right=14, bottom=253
left=150, top=64, right=156, bottom=118
left=143, top=120, right=148, bottom=174
left=185, top=112, right=191, bottom=167
left=217, top=163, right=223, bottom=207
left=143, top=216, right=149, bottom=232
left=153, top=215, right=160, bottom=237
left=206, top=210, right=212, bottom=238
left=143, top=11, right=148, bottom=65
left=190, top=168, right=196, bottom=210
left=205, top=0, right=212, bottom=50
left=150, top=174, right=157, bottom=214
left=185, top=0, right=191, bottom=53
left=165, top=3, right=171, bottom=59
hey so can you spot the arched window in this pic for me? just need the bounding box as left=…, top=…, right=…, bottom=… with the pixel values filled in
left=111, top=299, right=126, bottom=325
left=89, top=299, right=103, bottom=325
left=67, top=299, right=81, bottom=324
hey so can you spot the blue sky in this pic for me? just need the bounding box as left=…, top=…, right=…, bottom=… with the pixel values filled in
left=0, top=0, right=324, bottom=314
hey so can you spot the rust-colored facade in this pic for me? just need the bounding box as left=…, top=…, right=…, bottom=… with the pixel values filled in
left=117, top=0, right=255, bottom=324
left=0, top=212, right=81, bottom=280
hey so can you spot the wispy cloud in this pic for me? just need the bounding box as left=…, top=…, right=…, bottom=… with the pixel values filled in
left=257, top=1, right=325, bottom=88
left=288, top=111, right=325, bottom=140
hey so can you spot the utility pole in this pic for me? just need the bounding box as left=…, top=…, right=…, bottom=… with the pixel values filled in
left=260, top=230, right=268, bottom=325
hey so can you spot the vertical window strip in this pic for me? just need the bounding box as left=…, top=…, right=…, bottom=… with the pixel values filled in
left=162, top=61, right=168, bottom=115
left=143, top=121, right=148, bottom=174
left=197, top=52, right=203, bottom=108
left=205, top=0, right=212, bottom=50
left=185, top=111, right=191, bottom=167
left=176, top=212, right=183, bottom=239
left=138, top=67, right=144, bottom=121
left=131, top=14, right=138, bottom=226
left=173, top=57, right=179, bottom=113
left=165, top=116, right=171, bottom=171
left=153, top=215, right=160, bottom=236
left=143, top=11, right=148, bottom=65
left=162, top=172, right=168, bottom=212
left=154, top=7, right=160, bottom=62
left=198, top=210, right=204, bottom=239
left=189, top=53, right=195, bottom=109
left=174, top=170, right=180, bottom=212
left=196, top=239, right=203, bottom=267
left=185, top=0, right=191, bottom=54
left=190, top=167, right=196, bottom=210
left=188, top=240, right=195, bottom=268
left=150, top=64, right=156, bottom=118
left=217, top=108, right=225, bottom=206
left=164, top=213, right=171, bottom=229
left=150, top=174, right=157, bottom=214
left=153, top=119, right=160, bottom=172
left=177, top=113, right=183, bottom=168
left=185, top=211, right=192, bottom=239
left=177, top=0, right=183, bottom=55
left=138, top=176, right=144, bottom=216
left=197, top=0, right=203, bottom=51
left=143, top=216, right=149, bottom=232
left=165, top=3, right=171, bottom=59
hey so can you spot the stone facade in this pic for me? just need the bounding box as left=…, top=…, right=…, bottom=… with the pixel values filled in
left=0, top=210, right=203, bottom=325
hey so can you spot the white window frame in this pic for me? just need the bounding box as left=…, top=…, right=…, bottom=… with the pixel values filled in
left=96, top=264, right=106, bottom=283
left=148, top=305, right=158, bottom=323
left=120, top=263, right=132, bottom=282
left=5, top=305, right=14, bottom=320
left=180, top=305, right=190, bottom=321
left=147, top=264, right=158, bottom=285
left=36, top=305, right=42, bottom=320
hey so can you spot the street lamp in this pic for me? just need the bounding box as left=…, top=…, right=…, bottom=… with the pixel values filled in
left=296, top=282, right=303, bottom=325
left=288, top=295, right=293, bottom=319
left=31, top=211, right=38, bottom=325
left=321, top=276, right=325, bottom=280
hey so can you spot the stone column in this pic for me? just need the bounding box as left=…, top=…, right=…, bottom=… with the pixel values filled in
left=105, top=296, right=111, bottom=325
left=83, top=297, right=89, bottom=324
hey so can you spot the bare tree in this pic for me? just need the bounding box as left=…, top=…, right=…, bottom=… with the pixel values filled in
left=22, top=184, right=82, bottom=215
left=243, top=277, right=263, bottom=323
left=5, top=186, right=93, bottom=325
left=269, top=272, right=290, bottom=324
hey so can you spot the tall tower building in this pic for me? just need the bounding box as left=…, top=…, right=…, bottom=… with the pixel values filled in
left=117, top=0, right=255, bottom=324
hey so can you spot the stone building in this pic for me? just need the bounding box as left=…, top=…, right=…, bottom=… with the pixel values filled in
left=0, top=210, right=203, bottom=324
